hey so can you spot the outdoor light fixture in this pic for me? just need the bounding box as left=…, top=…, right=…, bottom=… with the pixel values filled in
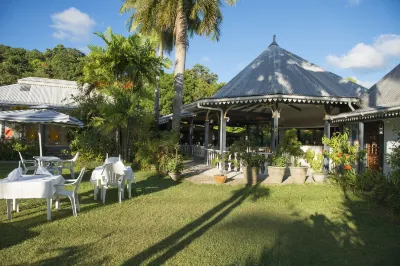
left=225, top=116, right=230, bottom=122
left=379, top=123, right=384, bottom=135
left=210, top=119, right=213, bottom=124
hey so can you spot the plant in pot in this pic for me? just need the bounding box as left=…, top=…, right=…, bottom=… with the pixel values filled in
left=211, top=153, right=227, bottom=184
left=239, top=152, right=266, bottom=185
left=267, top=154, right=287, bottom=183
left=165, top=156, right=184, bottom=181
left=280, top=129, right=307, bottom=184
left=305, top=149, right=325, bottom=184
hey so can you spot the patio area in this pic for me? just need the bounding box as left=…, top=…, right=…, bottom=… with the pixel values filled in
left=1, top=162, right=399, bottom=265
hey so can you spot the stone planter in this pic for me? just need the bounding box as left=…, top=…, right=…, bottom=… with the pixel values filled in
left=242, top=166, right=259, bottom=185
left=289, top=167, right=308, bottom=184
left=168, top=172, right=181, bottom=181
left=313, top=172, right=325, bottom=184
left=267, top=166, right=285, bottom=183
left=214, top=175, right=227, bottom=184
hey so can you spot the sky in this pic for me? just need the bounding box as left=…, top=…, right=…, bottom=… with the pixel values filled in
left=0, top=0, right=399, bottom=88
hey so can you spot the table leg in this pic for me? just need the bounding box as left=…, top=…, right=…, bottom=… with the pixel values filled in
left=128, top=180, right=132, bottom=199
left=12, top=199, right=19, bottom=212
left=47, top=198, right=52, bottom=221
left=6, top=199, right=12, bottom=220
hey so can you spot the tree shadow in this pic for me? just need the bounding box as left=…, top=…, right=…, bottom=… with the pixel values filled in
left=123, top=183, right=270, bottom=265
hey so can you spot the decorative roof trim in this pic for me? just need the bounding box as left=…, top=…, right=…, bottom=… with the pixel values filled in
left=182, top=95, right=360, bottom=110
left=158, top=112, right=196, bottom=125
left=329, top=106, right=400, bottom=123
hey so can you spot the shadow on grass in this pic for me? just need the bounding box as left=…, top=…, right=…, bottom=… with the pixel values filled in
left=241, top=187, right=400, bottom=265
left=123, top=183, right=270, bottom=265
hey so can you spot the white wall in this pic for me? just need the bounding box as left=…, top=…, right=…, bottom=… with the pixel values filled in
left=383, top=118, right=400, bottom=174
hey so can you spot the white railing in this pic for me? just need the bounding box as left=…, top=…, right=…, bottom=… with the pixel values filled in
left=181, top=144, right=204, bottom=157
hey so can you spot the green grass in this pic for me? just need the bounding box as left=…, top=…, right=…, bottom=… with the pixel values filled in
left=1, top=162, right=400, bottom=265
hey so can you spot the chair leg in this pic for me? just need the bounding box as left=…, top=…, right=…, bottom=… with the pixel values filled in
left=94, top=184, right=98, bottom=200
left=70, top=196, right=77, bottom=217
left=102, top=187, right=107, bottom=204
left=128, top=180, right=132, bottom=199
left=55, top=197, right=61, bottom=211
left=6, top=199, right=12, bottom=220
left=118, top=184, right=122, bottom=203
left=12, top=199, right=19, bottom=212
left=75, top=192, right=80, bottom=212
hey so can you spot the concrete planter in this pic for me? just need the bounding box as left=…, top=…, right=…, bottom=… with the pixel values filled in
left=242, top=166, right=259, bottom=185
left=289, top=167, right=308, bottom=184
left=168, top=172, right=181, bottom=181
left=313, top=173, right=325, bottom=184
left=214, top=175, right=227, bottom=184
left=267, top=166, right=286, bottom=183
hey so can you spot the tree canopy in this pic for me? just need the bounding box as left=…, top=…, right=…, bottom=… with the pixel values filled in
left=0, top=44, right=85, bottom=85
left=159, top=64, right=225, bottom=115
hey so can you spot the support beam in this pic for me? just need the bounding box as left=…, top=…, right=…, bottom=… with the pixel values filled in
left=358, top=121, right=365, bottom=172
left=204, top=118, right=210, bottom=163
left=0, top=120, right=5, bottom=142
left=271, top=104, right=279, bottom=152
left=219, top=110, right=227, bottom=170
left=323, top=119, right=331, bottom=173
left=189, top=118, right=194, bottom=146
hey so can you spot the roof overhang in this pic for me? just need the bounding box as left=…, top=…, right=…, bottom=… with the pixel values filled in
left=329, top=105, right=400, bottom=123
left=183, top=94, right=360, bottom=111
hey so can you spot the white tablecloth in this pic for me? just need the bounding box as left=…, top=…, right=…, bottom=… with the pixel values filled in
left=90, top=165, right=135, bottom=185
left=0, top=175, right=64, bottom=199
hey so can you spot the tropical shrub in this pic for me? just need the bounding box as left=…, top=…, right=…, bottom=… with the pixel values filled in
left=269, top=154, right=287, bottom=167
left=279, top=128, right=304, bottom=166
left=310, top=153, right=324, bottom=173
left=387, top=125, right=400, bottom=177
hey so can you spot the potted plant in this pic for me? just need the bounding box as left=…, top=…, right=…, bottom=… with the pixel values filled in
left=211, top=154, right=227, bottom=184
left=165, top=156, right=184, bottom=181
left=311, top=153, right=325, bottom=183
left=239, top=152, right=266, bottom=185
left=267, top=154, right=287, bottom=183
left=280, top=129, right=307, bottom=184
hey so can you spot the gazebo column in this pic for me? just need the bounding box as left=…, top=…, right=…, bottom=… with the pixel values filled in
left=358, top=121, right=365, bottom=172
left=323, top=118, right=331, bottom=173
left=203, top=111, right=210, bottom=164
left=0, top=120, right=5, bottom=142
left=189, top=118, right=194, bottom=146
left=271, top=104, right=279, bottom=152
left=219, top=109, right=227, bottom=170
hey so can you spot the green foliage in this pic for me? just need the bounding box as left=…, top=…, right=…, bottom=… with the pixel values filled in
left=159, top=64, right=224, bottom=115
left=239, top=152, right=266, bottom=170
left=322, top=129, right=359, bottom=173
left=0, top=44, right=85, bottom=85
left=164, top=156, right=184, bottom=173
left=0, top=139, right=39, bottom=160
left=304, top=149, right=315, bottom=164
left=269, top=154, right=287, bottom=167
left=387, top=126, right=400, bottom=176
left=310, top=154, right=324, bottom=173
left=278, top=128, right=303, bottom=166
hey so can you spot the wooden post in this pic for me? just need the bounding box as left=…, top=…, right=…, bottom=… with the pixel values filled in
left=358, top=121, right=365, bottom=172
left=323, top=119, right=331, bottom=173
left=271, top=104, right=279, bottom=152
left=219, top=110, right=227, bottom=171
left=204, top=119, right=209, bottom=163
left=189, top=118, right=194, bottom=147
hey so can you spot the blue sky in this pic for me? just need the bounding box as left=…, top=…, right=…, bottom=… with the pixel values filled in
left=1, top=0, right=399, bottom=88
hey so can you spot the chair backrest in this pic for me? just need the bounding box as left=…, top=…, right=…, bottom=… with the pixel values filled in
left=72, top=168, right=86, bottom=194
left=72, top=152, right=80, bottom=162
left=104, top=156, right=120, bottom=164
left=101, top=163, right=123, bottom=186
left=18, top=152, right=24, bottom=162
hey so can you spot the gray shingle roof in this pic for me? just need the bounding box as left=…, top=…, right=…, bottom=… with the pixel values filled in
left=361, top=64, right=400, bottom=108
left=212, top=38, right=366, bottom=99
left=0, top=77, right=80, bottom=109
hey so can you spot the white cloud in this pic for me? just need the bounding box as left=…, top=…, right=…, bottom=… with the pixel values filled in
left=201, top=56, right=211, bottom=62
left=50, top=7, right=95, bottom=42
left=78, top=46, right=91, bottom=55
left=326, top=34, right=400, bottom=70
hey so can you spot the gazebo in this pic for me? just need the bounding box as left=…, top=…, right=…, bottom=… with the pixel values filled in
left=164, top=35, right=366, bottom=169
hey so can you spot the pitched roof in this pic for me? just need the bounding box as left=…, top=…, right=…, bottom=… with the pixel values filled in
left=330, top=64, right=400, bottom=122
left=212, top=36, right=366, bottom=99
left=361, top=64, right=400, bottom=108
left=0, top=77, right=80, bottom=109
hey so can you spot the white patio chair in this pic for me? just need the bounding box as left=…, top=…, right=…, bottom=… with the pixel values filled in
left=104, top=154, right=121, bottom=164
left=18, top=152, right=38, bottom=174
left=58, top=152, right=80, bottom=178
left=54, top=168, right=86, bottom=217
left=100, top=163, right=125, bottom=204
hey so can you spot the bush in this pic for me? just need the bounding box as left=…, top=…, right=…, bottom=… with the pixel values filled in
left=279, top=128, right=303, bottom=166
left=0, top=139, right=39, bottom=160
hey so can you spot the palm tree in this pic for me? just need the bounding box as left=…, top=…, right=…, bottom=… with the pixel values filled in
left=121, top=0, right=238, bottom=132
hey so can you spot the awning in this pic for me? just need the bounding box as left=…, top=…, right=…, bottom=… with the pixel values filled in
left=0, top=109, right=84, bottom=127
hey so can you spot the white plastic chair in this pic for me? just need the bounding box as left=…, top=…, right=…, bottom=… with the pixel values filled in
left=18, top=152, right=38, bottom=174
left=104, top=154, right=121, bottom=164
left=58, top=152, right=80, bottom=178
left=100, top=163, right=125, bottom=204
left=54, top=168, right=85, bottom=217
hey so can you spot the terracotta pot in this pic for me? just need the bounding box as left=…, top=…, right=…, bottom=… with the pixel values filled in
left=214, top=175, right=227, bottom=184
left=168, top=172, right=181, bottom=181
left=242, top=166, right=259, bottom=185
left=313, top=173, right=325, bottom=184
left=267, top=166, right=285, bottom=183
left=289, top=167, right=308, bottom=184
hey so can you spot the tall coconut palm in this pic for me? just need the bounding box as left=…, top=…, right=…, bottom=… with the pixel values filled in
left=121, top=0, right=238, bottom=132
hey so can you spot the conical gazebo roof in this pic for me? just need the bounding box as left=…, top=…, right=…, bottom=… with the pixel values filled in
left=212, top=35, right=365, bottom=99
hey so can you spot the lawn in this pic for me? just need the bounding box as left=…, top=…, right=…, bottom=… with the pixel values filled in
left=1, top=162, right=400, bottom=265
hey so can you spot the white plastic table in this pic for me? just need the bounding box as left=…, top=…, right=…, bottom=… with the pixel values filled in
left=0, top=174, right=64, bottom=220
left=33, top=156, right=62, bottom=174
left=91, top=165, right=135, bottom=199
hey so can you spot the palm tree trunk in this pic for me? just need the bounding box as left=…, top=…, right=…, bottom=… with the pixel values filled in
left=154, top=42, right=163, bottom=129
left=172, top=3, right=187, bottom=132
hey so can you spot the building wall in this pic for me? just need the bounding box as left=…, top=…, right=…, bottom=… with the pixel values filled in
left=383, top=117, right=400, bottom=174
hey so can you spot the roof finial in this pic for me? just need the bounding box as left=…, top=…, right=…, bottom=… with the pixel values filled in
left=268, top=34, right=278, bottom=48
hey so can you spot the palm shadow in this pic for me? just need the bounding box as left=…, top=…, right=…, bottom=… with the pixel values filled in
left=123, top=183, right=270, bottom=265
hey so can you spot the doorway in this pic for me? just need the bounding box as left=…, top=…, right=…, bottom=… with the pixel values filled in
left=364, top=121, right=384, bottom=171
